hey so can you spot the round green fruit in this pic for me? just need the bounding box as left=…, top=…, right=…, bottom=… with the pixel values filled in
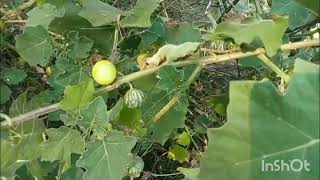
left=92, top=60, right=117, bottom=85
left=124, top=88, right=144, bottom=108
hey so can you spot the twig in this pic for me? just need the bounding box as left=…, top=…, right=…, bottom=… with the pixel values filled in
left=1, top=40, right=319, bottom=128
left=153, top=96, right=178, bottom=123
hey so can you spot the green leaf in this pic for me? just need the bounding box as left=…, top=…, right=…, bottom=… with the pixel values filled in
left=41, top=127, right=85, bottom=172
left=78, top=0, right=122, bottom=27
left=79, top=96, right=108, bottom=130
left=60, top=111, right=81, bottom=126
left=194, top=115, right=212, bottom=134
left=294, top=0, right=319, bottom=14
left=211, top=17, right=288, bottom=56
left=15, top=26, right=53, bottom=66
left=176, top=131, right=190, bottom=146
left=0, top=84, right=12, bottom=104
left=1, top=68, right=27, bottom=85
left=50, top=1, right=114, bottom=54
left=66, top=31, right=94, bottom=59
left=168, top=145, right=190, bottom=163
left=60, top=80, right=95, bottom=111
left=165, top=22, right=201, bottom=45
left=27, top=90, right=56, bottom=110
left=139, top=17, right=166, bottom=49
left=207, top=94, right=229, bottom=116
left=120, top=0, right=159, bottom=27
left=142, top=90, right=189, bottom=144
left=107, top=97, right=124, bottom=122
left=60, top=165, right=84, bottom=180
left=271, top=0, right=314, bottom=29
left=198, top=59, right=319, bottom=180
left=49, top=58, right=91, bottom=90
left=76, top=131, right=137, bottom=180
left=177, top=167, right=200, bottom=180
left=26, top=3, right=64, bottom=29
left=157, top=65, right=184, bottom=90
left=119, top=105, right=145, bottom=136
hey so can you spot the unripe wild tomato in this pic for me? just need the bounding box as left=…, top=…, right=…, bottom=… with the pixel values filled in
left=92, top=60, right=117, bottom=85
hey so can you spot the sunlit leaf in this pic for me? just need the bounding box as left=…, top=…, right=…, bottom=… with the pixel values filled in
left=15, top=26, right=53, bottom=66
left=168, top=145, right=190, bottom=163
left=60, top=80, right=95, bottom=111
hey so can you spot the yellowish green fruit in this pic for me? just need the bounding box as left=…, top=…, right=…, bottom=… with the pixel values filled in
left=46, top=66, right=52, bottom=76
left=92, top=60, right=117, bottom=85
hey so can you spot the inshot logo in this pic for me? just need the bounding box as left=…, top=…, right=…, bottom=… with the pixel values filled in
left=261, top=159, right=311, bottom=172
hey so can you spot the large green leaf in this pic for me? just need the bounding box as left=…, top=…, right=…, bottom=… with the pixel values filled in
left=210, top=17, right=288, bottom=56
left=165, top=22, right=201, bottom=45
left=60, top=80, right=95, bottom=111
left=271, top=0, right=314, bottom=29
left=79, top=96, right=108, bottom=130
left=15, top=26, right=53, bottom=66
left=198, top=59, right=319, bottom=180
left=120, top=0, right=159, bottom=27
left=76, top=131, right=137, bottom=180
left=41, top=127, right=85, bottom=172
left=50, top=0, right=114, bottom=54
left=26, top=3, right=64, bottom=29
left=78, top=0, right=122, bottom=27
left=1, top=68, right=27, bottom=85
left=294, top=0, right=319, bottom=14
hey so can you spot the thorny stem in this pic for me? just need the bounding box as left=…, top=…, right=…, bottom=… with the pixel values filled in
left=1, top=39, right=319, bottom=128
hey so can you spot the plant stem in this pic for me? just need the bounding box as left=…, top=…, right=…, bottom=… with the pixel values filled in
left=2, top=40, right=319, bottom=129
left=0, top=103, right=60, bottom=128
left=257, top=54, right=290, bottom=83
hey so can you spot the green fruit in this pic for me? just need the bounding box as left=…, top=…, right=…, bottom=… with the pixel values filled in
left=92, top=60, right=117, bottom=85
left=124, top=88, right=144, bottom=108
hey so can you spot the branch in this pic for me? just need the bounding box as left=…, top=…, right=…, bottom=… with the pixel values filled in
left=1, top=39, right=319, bottom=128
